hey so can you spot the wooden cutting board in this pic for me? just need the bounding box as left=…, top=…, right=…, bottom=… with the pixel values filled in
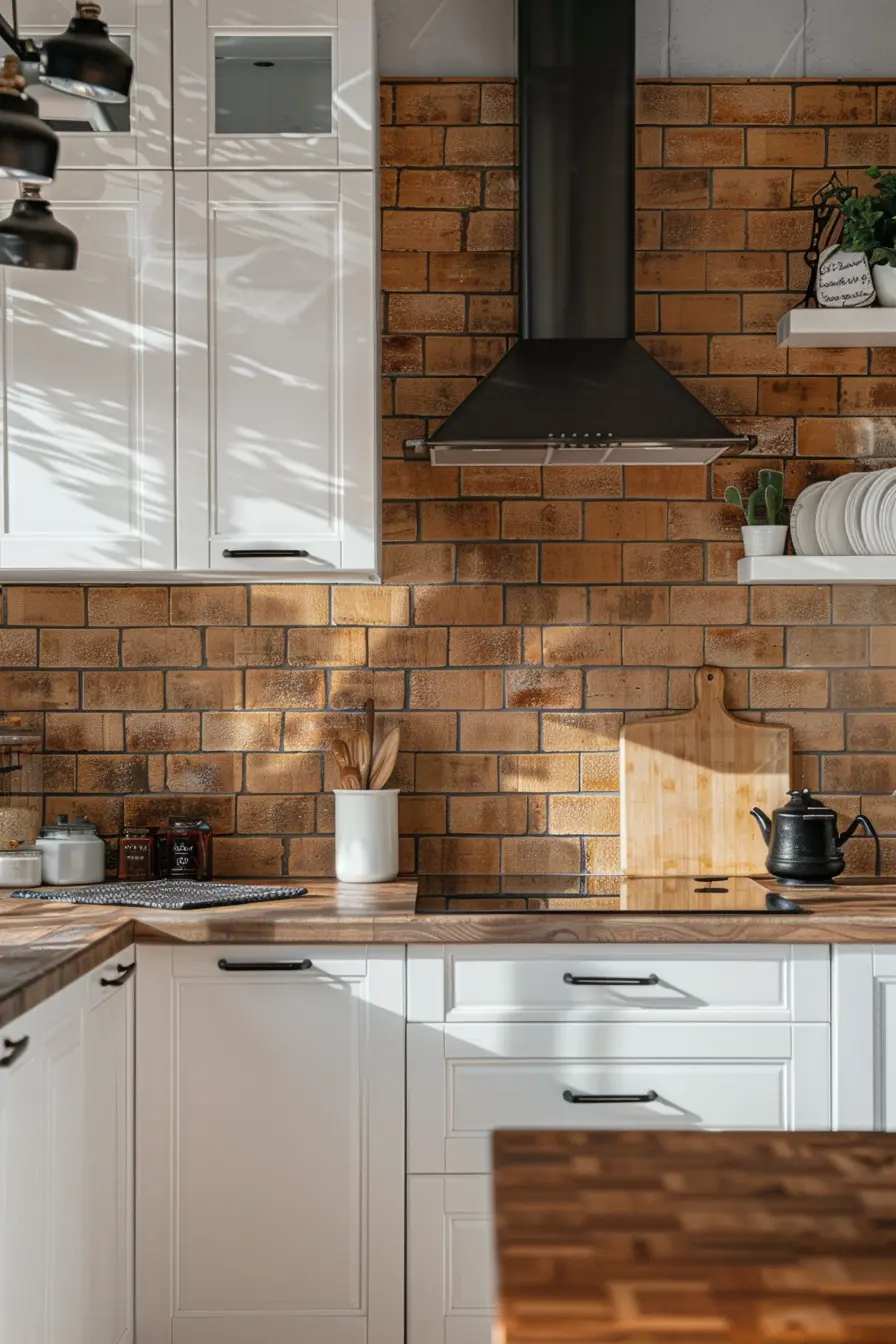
left=620, top=666, right=791, bottom=876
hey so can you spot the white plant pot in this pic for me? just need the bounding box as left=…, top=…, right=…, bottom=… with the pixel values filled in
left=334, top=789, right=399, bottom=883
left=873, top=262, right=896, bottom=307
left=741, top=524, right=788, bottom=557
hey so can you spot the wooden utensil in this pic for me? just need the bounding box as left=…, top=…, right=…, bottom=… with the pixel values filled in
left=620, top=666, right=791, bottom=876
left=340, top=765, right=362, bottom=790
left=330, top=737, right=356, bottom=789
left=365, top=697, right=375, bottom=750
left=354, top=729, right=371, bottom=789
left=368, top=727, right=400, bottom=791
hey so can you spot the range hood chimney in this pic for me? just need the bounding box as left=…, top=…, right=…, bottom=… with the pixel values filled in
left=405, top=0, right=752, bottom=468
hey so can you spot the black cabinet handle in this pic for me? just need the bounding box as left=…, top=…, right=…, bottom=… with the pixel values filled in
left=563, top=1089, right=658, bottom=1105
left=222, top=549, right=309, bottom=559
left=563, top=972, right=659, bottom=987
left=0, top=1035, right=29, bottom=1068
left=100, top=962, right=136, bottom=988
left=217, top=958, right=313, bottom=972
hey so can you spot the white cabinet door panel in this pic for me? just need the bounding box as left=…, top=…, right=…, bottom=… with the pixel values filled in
left=407, top=1176, right=494, bottom=1344
left=408, top=944, right=830, bottom=1024
left=408, top=1021, right=832, bottom=1174
left=24, top=0, right=171, bottom=167
left=84, top=953, right=134, bottom=1344
left=45, top=1004, right=87, bottom=1344
left=833, top=945, right=896, bottom=1131
left=175, top=170, right=378, bottom=577
left=174, top=0, right=375, bottom=169
left=0, top=171, right=174, bottom=572
left=136, top=944, right=404, bottom=1344
left=0, top=1001, right=48, bottom=1344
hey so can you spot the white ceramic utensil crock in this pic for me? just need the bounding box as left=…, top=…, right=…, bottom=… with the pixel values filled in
left=334, top=789, right=399, bottom=883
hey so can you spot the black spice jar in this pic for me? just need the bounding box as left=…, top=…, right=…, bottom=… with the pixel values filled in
left=165, top=817, right=213, bottom=881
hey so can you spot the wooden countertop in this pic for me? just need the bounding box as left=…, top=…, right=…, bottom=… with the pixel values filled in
left=6, top=874, right=896, bottom=1029
left=493, top=1128, right=896, bottom=1343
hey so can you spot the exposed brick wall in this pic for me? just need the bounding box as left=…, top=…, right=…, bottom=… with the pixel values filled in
left=3, top=77, right=896, bottom=878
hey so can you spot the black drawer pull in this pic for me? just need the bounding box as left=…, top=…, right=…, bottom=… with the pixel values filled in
left=563, top=973, right=659, bottom=987
left=100, top=962, right=136, bottom=988
left=217, top=958, right=313, bottom=972
left=0, top=1035, right=29, bottom=1068
left=563, top=1089, right=658, bottom=1105
left=223, top=549, right=309, bottom=559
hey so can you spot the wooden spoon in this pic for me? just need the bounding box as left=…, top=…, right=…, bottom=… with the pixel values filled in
left=331, top=738, right=355, bottom=788
left=354, top=729, right=372, bottom=789
left=341, top=765, right=362, bottom=790
left=368, top=727, right=400, bottom=791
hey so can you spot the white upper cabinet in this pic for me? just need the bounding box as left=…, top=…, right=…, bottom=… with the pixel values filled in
left=0, top=171, right=175, bottom=573
left=173, top=0, right=376, bottom=169
left=23, top=0, right=171, bottom=168
left=175, top=169, right=379, bottom=577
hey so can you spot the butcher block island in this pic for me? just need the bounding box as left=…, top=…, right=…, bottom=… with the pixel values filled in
left=492, top=1129, right=896, bottom=1344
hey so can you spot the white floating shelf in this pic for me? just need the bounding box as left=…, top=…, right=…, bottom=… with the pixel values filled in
left=738, top=555, right=896, bottom=584
left=777, top=307, right=896, bottom=348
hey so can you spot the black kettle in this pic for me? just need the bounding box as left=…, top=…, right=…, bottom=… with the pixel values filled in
left=751, top=789, right=880, bottom=885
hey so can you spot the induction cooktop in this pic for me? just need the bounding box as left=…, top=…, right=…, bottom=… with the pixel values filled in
left=415, top=874, right=813, bottom=915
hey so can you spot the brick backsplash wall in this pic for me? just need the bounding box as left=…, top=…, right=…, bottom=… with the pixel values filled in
left=3, top=77, right=896, bottom=878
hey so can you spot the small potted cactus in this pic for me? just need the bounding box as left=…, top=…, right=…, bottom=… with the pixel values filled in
left=724, top=469, right=789, bottom=557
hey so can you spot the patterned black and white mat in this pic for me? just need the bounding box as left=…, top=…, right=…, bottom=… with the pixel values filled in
left=10, top=880, right=309, bottom=910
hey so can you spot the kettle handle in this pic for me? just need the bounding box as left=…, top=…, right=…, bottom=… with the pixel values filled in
left=838, top=813, right=881, bottom=876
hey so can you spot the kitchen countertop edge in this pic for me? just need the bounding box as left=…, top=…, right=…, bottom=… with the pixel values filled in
left=7, top=876, right=896, bottom=1029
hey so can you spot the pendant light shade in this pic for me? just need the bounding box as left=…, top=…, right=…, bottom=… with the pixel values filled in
left=40, top=2, right=133, bottom=104
left=0, top=183, right=78, bottom=270
left=0, top=56, right=58, bottom=185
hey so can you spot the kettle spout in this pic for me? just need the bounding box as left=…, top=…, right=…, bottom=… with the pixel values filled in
left=750, top=807, right=772, bottom=844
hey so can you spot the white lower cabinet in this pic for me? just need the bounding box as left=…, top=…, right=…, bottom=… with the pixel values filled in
left=833, top=944, right=896, bottom=1130
left=135, top=944, right=404, bottom=1344
left=0, top=947, right=135, bottom=1344
left=407, top=1176, right=493, bottom=1344
left=406, top=944, right=833, bottom=1344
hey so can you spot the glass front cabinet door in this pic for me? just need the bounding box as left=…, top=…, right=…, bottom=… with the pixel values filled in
left=22, top=0, right=171, bottom=168
left=173, top=0, right=375, bottom=169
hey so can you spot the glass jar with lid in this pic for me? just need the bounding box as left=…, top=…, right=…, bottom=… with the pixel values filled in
left=0, top=718, right=42, bottom=852
left=37, top=814, right=106, bottom=886
left=165, top=817, right=213, bottom=881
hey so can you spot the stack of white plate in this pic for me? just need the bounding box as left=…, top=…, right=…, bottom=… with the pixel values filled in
left=791, top=469, right=896, bottom=556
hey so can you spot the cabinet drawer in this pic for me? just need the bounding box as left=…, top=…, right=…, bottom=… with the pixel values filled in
left=408, top=1021, right=830, bottom=1173
left=408, top=944, right=829, bottom=1023
left=407, top=1176, right=494, bottom=1344
left=170, top=945, right=367, bottom=979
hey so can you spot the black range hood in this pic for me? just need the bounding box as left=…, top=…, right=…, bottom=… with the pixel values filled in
left=405, top=0, right=752, bottom=468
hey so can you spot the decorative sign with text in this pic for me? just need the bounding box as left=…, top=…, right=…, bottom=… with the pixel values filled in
left=815, top=244, right=876, bottom=308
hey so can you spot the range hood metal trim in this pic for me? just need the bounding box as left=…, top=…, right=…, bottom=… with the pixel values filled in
left=407, top=0, right=751, bottom=468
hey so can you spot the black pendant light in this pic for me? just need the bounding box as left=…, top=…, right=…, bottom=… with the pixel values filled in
left=0, top=54, right=58, bottom=184
left=0, top=182, right=77, bottom=269
left=40, top=2, right=133, bottom=104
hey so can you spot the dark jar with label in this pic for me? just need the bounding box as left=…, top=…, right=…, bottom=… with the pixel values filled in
left=118, top=827, right=158, bottom=882
left=165, top=817, right=213, bottom=881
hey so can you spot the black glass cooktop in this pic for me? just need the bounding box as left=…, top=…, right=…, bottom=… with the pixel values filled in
left=415, top=874, right=815, bottom=915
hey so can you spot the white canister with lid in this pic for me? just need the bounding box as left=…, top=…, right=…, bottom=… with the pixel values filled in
left=37, top=814, right=106, bottom=886
left=0, top=845, right=42, bottom=888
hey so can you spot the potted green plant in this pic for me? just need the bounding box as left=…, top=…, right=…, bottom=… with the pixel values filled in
left=836, top=167, right=896, bottom=306
left=724, top=469, right=789, bottom=557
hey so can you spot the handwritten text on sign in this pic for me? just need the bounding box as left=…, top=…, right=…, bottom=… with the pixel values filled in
left=816, top=245, right=876, bottom=308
